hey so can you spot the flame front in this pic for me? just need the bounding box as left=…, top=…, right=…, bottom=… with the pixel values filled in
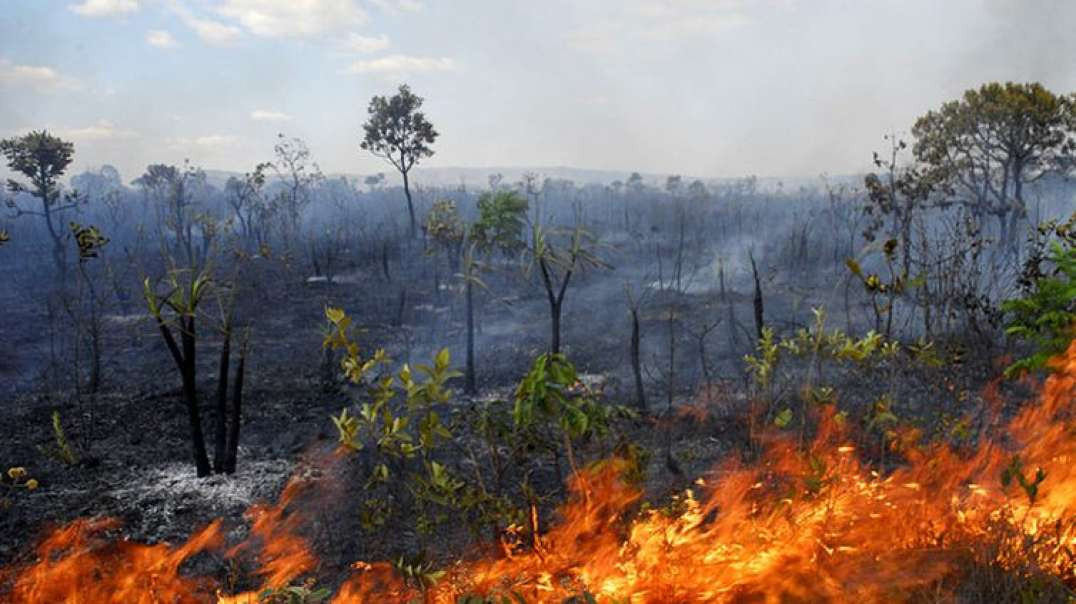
left=6, top=342, right=1076, bottom=603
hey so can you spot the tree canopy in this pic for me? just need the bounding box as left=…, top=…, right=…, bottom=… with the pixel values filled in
left=1, top=130, right=74, bottom=206
left=360, top=84, right=438, bottom=237
left=911, top=82, right=1076, bottom=246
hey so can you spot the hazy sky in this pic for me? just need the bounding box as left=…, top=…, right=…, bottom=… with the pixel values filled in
left=2, top=0, right=1075, bottom=183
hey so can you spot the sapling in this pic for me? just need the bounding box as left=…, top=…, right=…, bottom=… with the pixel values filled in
left=525, top=223, right=610, bottom=354
left=144, top=265, right=249, bottom=476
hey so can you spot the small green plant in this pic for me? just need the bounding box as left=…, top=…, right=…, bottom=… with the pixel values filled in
left=1003, top=242, right=1076, bottom=377
left=744, top=326, right=780, bottom=393
left=457, top=592, right=528, bottom=604
left=38, top=410, right=79, bottom=466
left=512, top=353, right=633, bottom=484
left=392, top=552, right=445, bottom=592
left=845, top=239, right=908, bottom=338
left=1001, top=456, right=1047, bottom=507
left=257, top=578, right=331, bottom=603
left=326, top=307, right=465, bottom=533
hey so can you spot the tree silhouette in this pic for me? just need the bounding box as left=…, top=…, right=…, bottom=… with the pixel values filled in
left=1, top=130, right=79, bottom=278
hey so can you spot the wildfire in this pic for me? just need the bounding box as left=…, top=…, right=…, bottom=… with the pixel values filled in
left=5, top=342, right=1075, bottom=603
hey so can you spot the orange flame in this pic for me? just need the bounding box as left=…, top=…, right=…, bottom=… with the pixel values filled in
left=5, top=342, right=1075, bottom=603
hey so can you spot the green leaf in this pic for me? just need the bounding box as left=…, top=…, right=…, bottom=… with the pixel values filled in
left=774, top=408, right=793, bottom=429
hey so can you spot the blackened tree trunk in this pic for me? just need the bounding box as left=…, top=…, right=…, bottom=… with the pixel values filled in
left=749, top=251, right=764, bottom=340
left=465, top=277, right=477, bottom=394
left=224, top=339, right=246, bottom=474
left=212, top=325, right=232, bottom=474
left=550, top=300, right=562, bottom=355
left=402, top=167, right=416, bottom=239
left=630, top=307, right=645, bottom=411
left=539, top=256, right=572, bottom=355
left=151, top=309, right=210, bottom=476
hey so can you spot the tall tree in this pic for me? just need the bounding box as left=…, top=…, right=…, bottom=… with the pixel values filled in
left=134, top=162, right=206, bottom=267
left=360, top=84, right=438, bottom=238
left=272, top=134, right=321, bottom=248
left=224, top=162, right=273, bottom=251
left=911, top=82, right=1076, bottom=248
left=1, top=130, right=79, bottom=277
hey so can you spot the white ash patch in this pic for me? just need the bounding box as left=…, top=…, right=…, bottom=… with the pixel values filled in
left=103, top=313, right=150, bottom=327
left=305, top=270, right=370, bottom=285
left=413, top=304, right=450, bottom=315
left=111, top=457, right=294, bottom=509
left=105, top=456, right=295, bottom=541
left=578, top=373, right=608, bottom=392
left=473, top=386, right=514, bottom=403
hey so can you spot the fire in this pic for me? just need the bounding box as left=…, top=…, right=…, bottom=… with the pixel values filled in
left=7, top=517, right=223, bottom=603
left=4, top=342, right=1076, bottom=603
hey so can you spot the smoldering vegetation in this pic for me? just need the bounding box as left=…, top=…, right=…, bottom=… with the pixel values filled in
left=1, top=81, right=1076, bottom=602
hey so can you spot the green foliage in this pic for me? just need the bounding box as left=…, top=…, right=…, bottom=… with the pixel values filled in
left=39, top=411, right=79, bottom=466
left=326, top=308, right=467, bottom=532
left=744, top=326, right=779, bottom=391
left=360, top=84, right=438, bottom=168
left=0, top=130, right=74, bottom=204
left=257, top=579, right=331, bottom=604
left=912, top=83, right=1075, bottom=219
left=846, top=240, right=909, bottom=337
left=391, top=552, right=445, bottom=591
left=772, top=308, right=902, bottom=367
left=1001, top=456, right=1047, bottom=507
left=471, top=190, right=528, bottom=257
left=328, top=340, right=457, bottom=463
left=326, top=308, right=638, bottom=549
left=457, top=594, right=528, bottom=604
left=773, top=408, right=793, bottom=429
left=143, top=269, right=212, bottom=320
left=865, top=394, right=899, bottom=435
left=802, top=455, right=830, bottom=496
left=513, top=353, right=630, bottom=442
left=423, top=199, right=465, bottom=253
left=1003, top=242, right=1076, bottom=376
left=69, top=222, right=109, bottom=261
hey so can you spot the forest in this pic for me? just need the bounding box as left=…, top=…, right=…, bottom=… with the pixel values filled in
left=0, top=79, right=1075, bottom=603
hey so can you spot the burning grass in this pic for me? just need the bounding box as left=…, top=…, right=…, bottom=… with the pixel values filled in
left=4, top=342, right=1076, bottom=603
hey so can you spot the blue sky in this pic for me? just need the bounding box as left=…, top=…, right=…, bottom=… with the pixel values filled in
left=2, top=1, right=1075, bottom=183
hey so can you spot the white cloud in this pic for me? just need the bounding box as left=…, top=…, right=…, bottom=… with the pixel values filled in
left=187, top=17, right=243, bottom=45
left=194, top=134, right=238, bottom=146
left=338, top=32, right=389, bottom=53
left=68, top=0, right=139, bottom=17
left=146, top=30, right=179, bottom=48
left=369, top=0, right=422, bottom=14
left=63, top=120, right=139, bottom=141
left=167, top=2, right=243, bottom=45
left=345, top=54, right=454, bottom=75
left=167, top=134, right=239, bottom=148
left=0, top=59, right=81, bottom=93
left=250, top=109, right=292, bottom=122
left=216, top=0, right=367, bottom=38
